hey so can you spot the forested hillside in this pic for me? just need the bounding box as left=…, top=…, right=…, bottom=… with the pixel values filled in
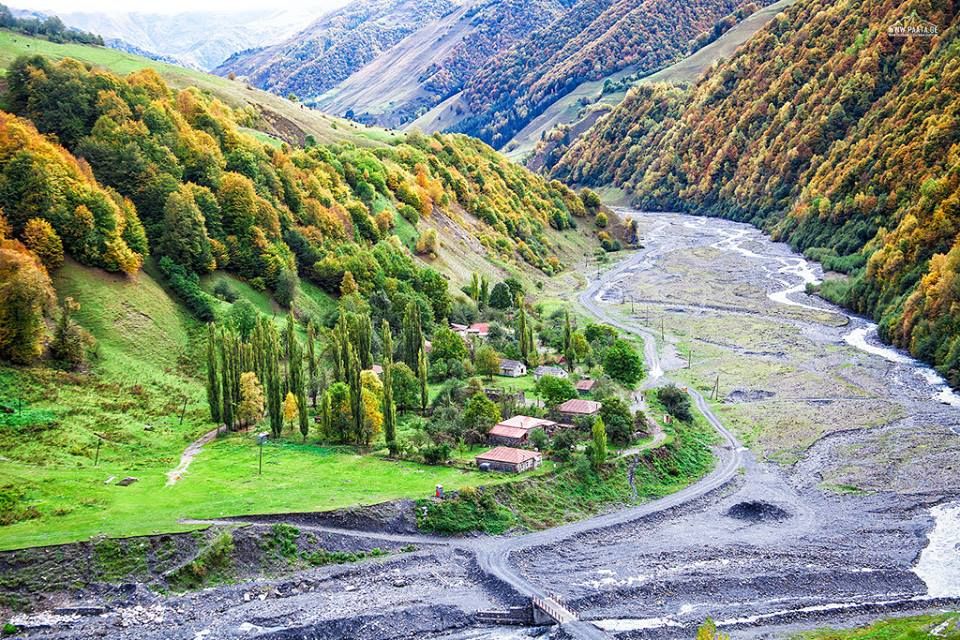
left=215, top=0, right=455, bottom=102
left=0, top=53, right=603, bottom=366
left=551, top=0, right=960, bottom=384
left=452, top=0, right=770, bottom=147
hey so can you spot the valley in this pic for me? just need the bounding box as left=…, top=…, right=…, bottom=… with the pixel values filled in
left=1, top=0, right=959, bottom=637
left=6, top=211, right=959, bottom=639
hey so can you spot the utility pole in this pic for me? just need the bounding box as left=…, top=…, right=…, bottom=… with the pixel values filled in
left=687, top=348, right=692, bottom=369
left=179, top=397, right=188, bottom=425
left=94, top=436, right=102, bottom=467
left=660, top=317, right=664, bottom=342
left=712, top=373, right=720, bottom=401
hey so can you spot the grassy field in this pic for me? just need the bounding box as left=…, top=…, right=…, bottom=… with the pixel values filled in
left=0, top=263, right=520, bottom=551
left=795, top=613, right=960, bottom=640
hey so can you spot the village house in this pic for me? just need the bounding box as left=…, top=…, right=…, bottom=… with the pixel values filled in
left=534, top=364, right=568, bottom=380
left=487, top=415, right=558, bottom=446
left=556, top=398, right=602, bottom=423
left=486, top=424, right=530, bottom=447
left=450, top=322, right=490, bottom=339
left=476, top=446, right=542, bottom=473
left=499, top=359, right=527, bottom=377
left=575, top=378, right=596, bottom=395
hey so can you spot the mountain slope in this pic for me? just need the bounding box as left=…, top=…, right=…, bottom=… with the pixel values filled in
left=312, top=0, right=570, bottom=129
left=552, top=0, right=960, bottom=384
left=449, top=0, right=771, bottom=147
left=215, top=0, right=456, bottom=102
left=510, top=0, right=797, bottom=165
left=0, top=29, right=399, bottom=149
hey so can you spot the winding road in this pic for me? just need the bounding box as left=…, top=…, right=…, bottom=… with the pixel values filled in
left=464, top=242, right=748, bottom=638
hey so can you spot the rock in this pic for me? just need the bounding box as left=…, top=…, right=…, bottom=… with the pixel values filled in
left=117, top=477, right=139, bottom=486
left=344, top=584, right=357, bottom=592
left=104, top=476, right=116, bottom=484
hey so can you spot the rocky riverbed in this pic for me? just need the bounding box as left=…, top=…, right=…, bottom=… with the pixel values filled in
left=5, top=211, right=960, bottom=639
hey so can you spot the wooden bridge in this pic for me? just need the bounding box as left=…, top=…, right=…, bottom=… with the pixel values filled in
left=532, top=595, right=578, bottom=624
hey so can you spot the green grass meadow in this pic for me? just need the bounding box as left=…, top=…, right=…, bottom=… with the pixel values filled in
left=0, top=262, right=511, bottom=551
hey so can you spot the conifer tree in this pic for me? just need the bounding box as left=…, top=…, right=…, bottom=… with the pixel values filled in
left=206, top=323, right=221, bottom=424
left=381, top=320, right=398, bottom=456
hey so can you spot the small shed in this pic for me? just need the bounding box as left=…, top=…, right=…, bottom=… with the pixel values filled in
left=534, top=365, right=568, bottom=380
left=499, top=359, right=527, bottom=377
left=557, top=398, right=602, bottom=423
left=575, top=379, right=596, bottom=395
left=476, top=446, right=542, bottom=473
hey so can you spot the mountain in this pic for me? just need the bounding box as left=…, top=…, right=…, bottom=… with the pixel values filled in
left=53, top=8, right=319, bottom=70
left=510, top=0, right=798, bottom=166
left=550, top=0, right=960, bottom=384
left=215, top=0, right=457, bottom=101
left=441, top=0, right=772, bottom=147
left=310, top=0, right=572, bottom=129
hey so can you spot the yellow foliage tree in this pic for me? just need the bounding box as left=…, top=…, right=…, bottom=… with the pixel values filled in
left=283, top=391, right=299, bottom=431
left=237, top=372, right=265, bottom=428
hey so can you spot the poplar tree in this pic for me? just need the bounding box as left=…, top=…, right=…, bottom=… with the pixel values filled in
left=381, top=320, right=398, bottom=456
left=563, top=310, right=575, bottom=371
left=306, top=320, right=318, bottom=407
left=206, top=323, right=221, bottom=424
left=401, top=301, right=424, bottom=369
left=517, top=297, right=533, bottom=365
left=265, top=328, right=283, bottom=438
left=591, top=417, right=608, bottom=470
left=417, top=339, right=428, bottom=414
left=348, top=345, right=363, bottom=444
left=219, top=328, right=237, bottom=430
left=285, top=318, right=310, bottom=442
left=479, top=275, right=489, bottom=308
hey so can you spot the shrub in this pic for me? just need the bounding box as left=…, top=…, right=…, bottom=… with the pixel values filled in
left=658, top=384, right=692, bottom=422
left=158, top=257, right=216, bottom=321
left=212, top=279, right=238, bottom=302
left=421, top=443, right=452, bottom=465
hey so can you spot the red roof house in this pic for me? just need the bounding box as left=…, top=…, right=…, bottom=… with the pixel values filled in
left=557, top=398, right=602, bottom=422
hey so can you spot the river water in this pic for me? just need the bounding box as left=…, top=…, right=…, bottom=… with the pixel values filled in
left=597, top=210, right=960, bottom=622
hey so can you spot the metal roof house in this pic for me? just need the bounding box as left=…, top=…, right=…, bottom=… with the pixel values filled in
left=487, top=415, right=558, bottom=446
left=499, top=359, right=527, bottom=377
left=534, top=365, right=568, bottom=380
left=476, top=446, right=542, bottom=473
